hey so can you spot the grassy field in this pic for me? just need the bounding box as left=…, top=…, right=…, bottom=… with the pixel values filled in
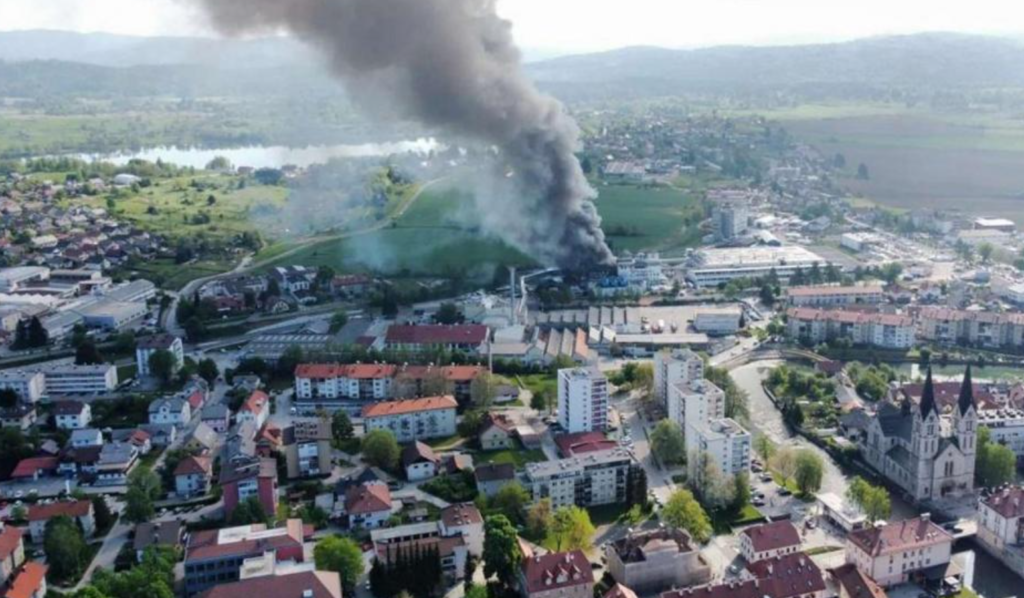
left=593, top=184, right=704, bottom=255
left=771, top=105, right=1024, bottom=222
left=473, top=448, right=547, bottom=468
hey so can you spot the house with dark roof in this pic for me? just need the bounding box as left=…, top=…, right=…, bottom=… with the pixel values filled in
left=979, top=485, right=1024, bottom=550
left=184, top=519, right=307, bottom=597
left=474, top=463, right=516, bottom=497
left=745, top=552, right=827, bottom=598
left=740, top=520, right=802, bottom=563
left=829, top=564, right=888, bottom=598
left=402, top=441, right=440, bottom=481
left=343, top=483, right=393, bottom=529
left=201, top=403, right=231, bottom=433
left=845, top=515, right=952, bottom=587
left=858, top=368, right=977, bottom=502
left=52, top=400, right=90, bottom=430
left=175, top=455, right=213, bottom=498
left=605, top=527, right=711, bottom=594
left=134, top=520, right=184, bottom=562
left=221, top=457, right=278, bottom=519
left=480, top=412, right=517, bottom=450
left=196, top=569, right=342, bottom=598
left=518, top=551, right=594, bottom=598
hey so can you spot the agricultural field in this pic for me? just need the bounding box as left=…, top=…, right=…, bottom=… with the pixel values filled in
left=776, top=106, right=1024, bottom=222
left=593, top=184, right=704, bottom=255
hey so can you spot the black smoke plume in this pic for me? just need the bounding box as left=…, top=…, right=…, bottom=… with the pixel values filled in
left=189, top=0, right=613, bottom=269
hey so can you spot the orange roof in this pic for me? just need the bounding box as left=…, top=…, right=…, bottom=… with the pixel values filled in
left=361, top=395, right=458, bottom=418
left=5, top=562, right=47, bottom=598
left=345, top=364, right=398, bottom=379
left=0, top=526, right=23, bottom=561
left=11, top=457, right=58, bottom=478
left=27, top=500, right=91, bottom=521
left=788, top=285, right=883, bottom=297
left=241, top=390, right=269, bottom=414
left=295, top=364, right=344, bottom=378
left=295, top=363, right=485, bottom=382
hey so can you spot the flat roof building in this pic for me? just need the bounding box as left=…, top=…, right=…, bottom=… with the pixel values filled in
left=685, top=246, right=828, bottom=288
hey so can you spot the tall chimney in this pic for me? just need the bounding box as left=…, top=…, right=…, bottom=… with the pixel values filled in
left=509, top=266, right=517, bottom=326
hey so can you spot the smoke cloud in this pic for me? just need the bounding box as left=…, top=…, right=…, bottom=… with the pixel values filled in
left=188, top=0, right=612, bottom=270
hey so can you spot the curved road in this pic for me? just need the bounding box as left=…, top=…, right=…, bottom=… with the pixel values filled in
left=162, top=177, right=446, bottom=337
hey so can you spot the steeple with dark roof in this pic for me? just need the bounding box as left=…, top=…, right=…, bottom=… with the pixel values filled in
left=958, top=365, right=976, bottom=416
left=919, top=368, right=938, bottom=419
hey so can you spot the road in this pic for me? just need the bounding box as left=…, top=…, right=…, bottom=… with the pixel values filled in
left=161, top=178, right=445, bottom=337
left=72, top=499, right=128, bottom=591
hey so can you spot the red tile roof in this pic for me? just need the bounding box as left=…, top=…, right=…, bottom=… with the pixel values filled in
left=385, top=325, right=488, bottom=346
left=186, top=390, right=205, bottom=410
left=5, top=562, right=47, bottom=598
left=788, top=285, right=883, bottom=297
left=440, top=503, right=483, bottom=528
left=27, top=500, right=91, bottom=522
left=521, top=550, right=594, bottom=594
left=186, top=522, right=303, bottom=562
left=786, top=307, right=913, bottom=327
left=555, top=432, right=618, bottom=457
left=11, top=457, right=59, bottom=479
left=604, top=583, right=638, bottom=598
left=361, top=395, right=457, bottom=418
left=830, top=564, right=888, bottom=598
left=295, top=363, right=486, bottom=382
left=847, top=517, right=952, bottom=557
left=174, top=455, right=212, bottom=477
left=746, top=552, right=826, bottom=598
left=241, top=391, right=269, bottom=414
left=482, top=413, right=516, bottom=435
left=295, top=364, right=346, bottom=379
left=345, top=483, right=392, bottom=515
left=893, top=382, right=997, bottom=412
left=984, top=486, right=1024, bottom=519
left=742, top=520, right=801, bottom=553
left=198, top=570, right=341, bottom=598
left=0, top=526, right=23, bottom=561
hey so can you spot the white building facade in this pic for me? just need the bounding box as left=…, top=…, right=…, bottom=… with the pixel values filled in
left=557, top=368, right=609, bottom=434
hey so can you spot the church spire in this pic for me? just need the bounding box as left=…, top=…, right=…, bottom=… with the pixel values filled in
left=958, top=365, right=976, bottom=416
left=920, top=367, right=938, bottom=419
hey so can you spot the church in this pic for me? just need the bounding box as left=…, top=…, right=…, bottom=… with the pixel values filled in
left=860, top=367, right=977, bottom=503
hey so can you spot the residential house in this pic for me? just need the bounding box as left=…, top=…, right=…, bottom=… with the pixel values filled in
left=4, top=561, right=47, bottom=598
left=133, top=520, right=184, bottom=562
left=201, top=403, right=231, bottom=433
left=185, top=422, right=219, bottom=455
left=26, top=501, right=94, bottom=543
left=479, top=413, right=517, bottom=450
left=10, top=457, right=59, bottom=483
left=52, top=401, right=90, bottom=430
left=221, top=457, right=279, bottom=519
left=740, top=520, right=802, bottom=564
left=402, top=441, right=440, bottom=481
left=518, top=551, right=594, bottom=598
left=384, top=324, right=489, bottom=355
left=845, top=515, right=953, bottom=587
left=282, top=418, right=332, bottom=479
left=69, top=428, right=103, bottom=448
left=523, top=448, right=638, bottom=509
left=196, top=569, right=342, bottom=598
left=829, top=564, right=888, bottom=598
left=141, top=423, right=177, bottom=447
left=148, top=397, right=191, bottom=428
left=554, top=432, right=619, bottom=458
left=343, top=483, right=393, bottom=529
left=0, top=526, right=25, bottom=587
left=474, top=463, right=516, bottom=498
left=237, top=391, right=271, bottom=430
left=0, top=405, right=37, bottom=431
left=605, top=527, right=711, bottom=594
left=109, top=429, right=152, bottom=455
left=175, top=455, right=213, bottom=498
left=746, top=552, right=828, bottom=598
left=361, top=396, right=458, bottom=443
left=978, top=485, right=1024, bottom=551
left=136, top=334, right=184, bottom=378
left=95, top=442, right=138, bottom=485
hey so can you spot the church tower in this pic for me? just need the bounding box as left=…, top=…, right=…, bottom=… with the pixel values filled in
left=955, top=365, right=978, bottom=458
left=913, top=368, right=941, bottom=498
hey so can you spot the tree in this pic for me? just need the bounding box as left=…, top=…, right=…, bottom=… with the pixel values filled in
left=976, top=426, right=1016, bottom=488
left=633, top=363, right=654, bottom=395
left=0, top=388, right=18, bottom=410
left=75, top=339, right=104, bottom=365
left=979, top=242, right=995, bottom=264
left=661, top=489, right=712, bottom=543
left=197, top=358, right=219, bottom=386
left=92, top=495, right=114, bottom=531
left=650, top=420, right=686, bottom=466
left=691, top=451, right=733, bottom=511
left=793, top=450, right=824, bottom=496
left=469, top=371, right=498, bottom=409
left=314, top=536, right=365, bottom=594
left=229, top=496, right=271, bottom=526
left=846, top=477, right=890, bottom=523
left=0, top=428, right=34, bottom=479
left=206, top=156, right=233, bottom=171
left=44, top=515, right=88, bottom=582
left=544, top=506, right=595, bottom=552
left=490, top=483, right=530, bottom=524
left=731, top=471, right=751, bottom=513
left=277, top=345, right=305, bottom=378
left=91, top=546, right=176, bottom=598
left=770, top=447, right=798, bottom=488
left=753, top=434, right=776, bottom=462
left=362, top=429, right=400, bottom=470
left=332, top=411, right=355, bottom=446
left=857, top=163, right=870, bottom=180
left=330, top=310, right=349, bottom=333
left=148, top=349, right=177, bottom=385
left=530, top=391, right=547, bottom=411
left=436, top=302, right=462, bottom=325
left=13, top=316, right=48, bottom=350
left=525, top=498, right=553, bottom=539
left=625, top=466, right=648, bottom=509
left=483, top=515, right=522, bottom=588
left=125, top=467, right=161, bottom=523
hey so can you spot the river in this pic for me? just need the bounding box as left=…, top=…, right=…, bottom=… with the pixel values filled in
left=70, top=138, right=441, bottom=170
left=730, top=360, right=1022, bottom=597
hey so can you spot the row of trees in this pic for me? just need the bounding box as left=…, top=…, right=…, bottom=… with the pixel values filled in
left=753, top=435, right=825, bottom=497
left=369, top=543, right=443, bottom=598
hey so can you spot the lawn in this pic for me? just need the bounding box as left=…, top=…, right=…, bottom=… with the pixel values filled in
left=591, top=184, right=704, bottom=255
left=118, top=256, right=235, bottom=291
left=473, top=448, right=547, bottom=468
left=427, top=434, right=466, bottom=451
left=518, top=374, right=557, bottom=399
left=586, top=503, right=633, bottom=526
left=711, top=504, right=766, bottom=533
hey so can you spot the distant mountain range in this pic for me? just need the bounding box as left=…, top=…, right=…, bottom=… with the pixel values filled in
left=3, top=30, right=1024, bottom=99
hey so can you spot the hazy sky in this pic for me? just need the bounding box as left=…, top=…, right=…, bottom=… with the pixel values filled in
left=1, top=0, right=1022, bottom=52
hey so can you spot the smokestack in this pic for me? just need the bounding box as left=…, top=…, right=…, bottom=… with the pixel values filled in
left=189, top=0, right=613, bottom=270
left=509, top=266, right=517, bottom=326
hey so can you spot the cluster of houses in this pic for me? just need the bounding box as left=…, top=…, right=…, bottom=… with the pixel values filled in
left=198, top=265, right=375, bottom=315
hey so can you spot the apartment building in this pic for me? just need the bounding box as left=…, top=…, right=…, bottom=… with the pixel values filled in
left=978, top=485, right=1024, bottom=551
left=668, top=380, right=725, bottom=431
left=917, top=306, right=1024, bottom=349
left=370, top=504, right=483, bottom=581
left=523, top=447, right=636, bottom=509
left=740, top=520, right=802, bottom=563
left=53, top=401, right=91, bottom=430
left=0, top=371, right=45, bottom=404
left=686, top=417, right=751, bottom=477
left=183, top=519, right=307, bottom=597
left=557, top=368, right=609, bottom=434
left=384, top=324, right=489, bottom=354
left=786, top=308, right=915, bottom=349
left=293, top=363, right=484, bottom=407
left=746, top=552, right=828, bottom=598
left=845, top=515, right=952, bottom=587
left=605, top=527, right=711, bottom=594
left=135, top=334, right=184, bottom=378
left=519, top=551, right=593, bottom=598
left=653, top=348, right=704, bottom=407
left=37, top=364, right=118, bottom=395
left=282, top=418, right=333, bottom=479
left=786, top=285, right=885, bottom=308
left=221, top=457, right=279, bottom=520
left=361, top=396, right=458, bottom=443
left=199, top=568, right=342, bottom=598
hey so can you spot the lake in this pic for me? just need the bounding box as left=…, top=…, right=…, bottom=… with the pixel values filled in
left=72, top=138, right=441, bottom=170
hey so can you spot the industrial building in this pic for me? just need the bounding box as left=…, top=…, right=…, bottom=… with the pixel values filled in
left=685, top=246, right=829, bottom=288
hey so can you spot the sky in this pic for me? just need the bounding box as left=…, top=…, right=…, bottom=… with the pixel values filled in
left=0, top=0, right=1023, bottom=53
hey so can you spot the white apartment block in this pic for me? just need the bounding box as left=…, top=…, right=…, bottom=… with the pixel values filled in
left=978, top=409, right=1024, bottom=457
left=845, top=516, right=953, bottom=587
left=667, top=379, right=725, bottom=431
left=686, top=417, right=751, bottom=477
left=0, top=371, right=45, bottom=403
left=38, top=365, right=118, bottom=395
left=917, top=307, right=1024, bottom=349
left=786, top=308, right=915, bottom=350
left=979, top=486, right=1024, bottom=551
left=653, top=349, right=704, bottom=407
left=524, top=448, right=635, bottom=509
left=685, top=246, right=828, bottom=288
left=786, top=285, right=885, bottom=308
left=53, top=401, right=91, bottom=429
left=361, top=396, right=458, bottom=442
left=557, top=368, right=608, bottom=434
left=136, top=335, right=184, bottom=378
